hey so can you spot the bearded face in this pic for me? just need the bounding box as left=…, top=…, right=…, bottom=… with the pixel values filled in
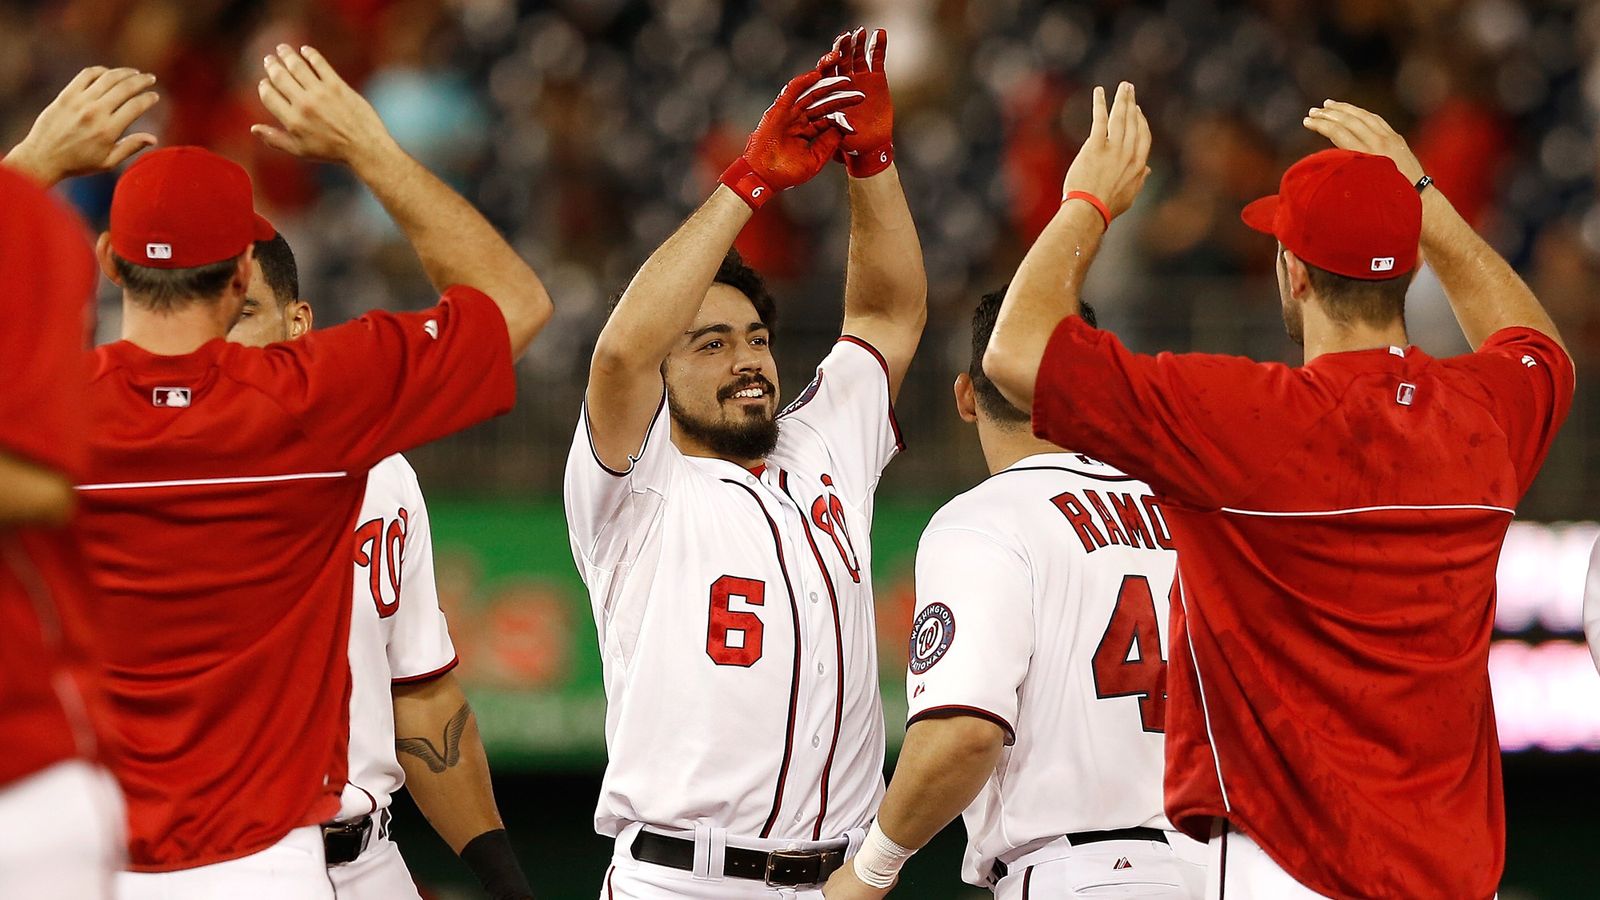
left=662, top=284, right=782, bottom=463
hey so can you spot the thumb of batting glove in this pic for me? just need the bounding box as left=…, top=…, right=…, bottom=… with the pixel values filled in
left=721, top=65, right=864, bottom=209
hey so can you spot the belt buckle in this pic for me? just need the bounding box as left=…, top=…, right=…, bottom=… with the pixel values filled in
left=765, top=849, right=817, bottom=886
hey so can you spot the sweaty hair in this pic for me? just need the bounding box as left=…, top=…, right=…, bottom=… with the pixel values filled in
left=712, top=248, right=777, bottom=338
left=112, top=253, right=243, bottom=313
left=609, top=247, right=778, bottom=337
left=969, top=284, right=1096, bottom=425
left=1301, top=259, right=1410, bottom=329
left=253, top=234, right=300, bottom=306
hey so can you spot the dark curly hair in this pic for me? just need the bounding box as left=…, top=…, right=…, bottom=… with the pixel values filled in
left=969, top=284, right=1096, bottom=424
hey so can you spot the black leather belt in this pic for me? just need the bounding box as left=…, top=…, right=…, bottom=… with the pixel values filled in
left=323, top=808, right=391, bottom=866
left=630, top=829, right=847, bottom=886
left=990, top=827, right=1168, bottom=881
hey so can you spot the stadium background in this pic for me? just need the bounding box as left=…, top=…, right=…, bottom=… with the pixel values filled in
left=5, top=0, right=1598, bottom=895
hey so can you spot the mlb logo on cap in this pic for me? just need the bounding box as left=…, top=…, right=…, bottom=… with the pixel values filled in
left=146, top=243, right=172, bottom=260
left=1241, top=149, right=1422, bottom=281
left=110, top=146, right=274, bottom=271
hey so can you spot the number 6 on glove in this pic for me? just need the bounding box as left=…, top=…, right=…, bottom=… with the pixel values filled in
left=720, top=57, right=865, bottom=209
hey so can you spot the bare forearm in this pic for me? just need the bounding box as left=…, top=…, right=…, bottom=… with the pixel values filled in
left=876, top=718, right=1003, bottom=849
left=986, top=201, right=1105, bottom=410
left=394, top=681, right=504, bottom=853
left=595, top=187, right=752, bottom=367
left=349, top=142, right=551, bottom=355
left=0, top=452, right=74, bottom=526
left=844, top=165, right=926, bottom=328
left=1419, top=189, right=1565, bottom=353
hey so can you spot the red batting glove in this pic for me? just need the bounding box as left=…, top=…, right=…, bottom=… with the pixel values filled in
left=720, top=62, right=864, bottom=210
left=819, top=27, right=894, bottom=178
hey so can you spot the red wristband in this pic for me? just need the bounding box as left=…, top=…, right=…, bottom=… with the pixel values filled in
left=720, top=157, right=776, bottom=210
left=844, top=143, right=894, bottom=178
left=1063, top=190, right=1111, bottom=230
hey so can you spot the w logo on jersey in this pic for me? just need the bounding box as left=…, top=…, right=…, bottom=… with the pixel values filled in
left=810, top=473, right=861, bottom=583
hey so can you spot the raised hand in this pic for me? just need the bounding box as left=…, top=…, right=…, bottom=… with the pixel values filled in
left=821, top=27, right=894, bottom=177
left=1061, top=82, right=1152, bottom=225
left=252, top=44, right=397, bottom=166
left=4, top=67, right=159, bottom=185
left=720, top=57, right=864, bottom=208
left=1304, top=101, right=1425, bottom=184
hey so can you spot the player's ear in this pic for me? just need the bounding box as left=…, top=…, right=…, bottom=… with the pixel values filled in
left=287, top=300, right=313, bottom=339
left=954, top=372, right=978, bottom=424
left=1281, top=248, right=1313, bottom=300
left=228, top=250, right=252, bottom=299
left=95, top=233, right=122, bottom=285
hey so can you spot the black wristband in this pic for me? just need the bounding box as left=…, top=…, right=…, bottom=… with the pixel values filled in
left=1415, top=174, right=1434, bottom=194
left=460, top=829, right=534, bottom=900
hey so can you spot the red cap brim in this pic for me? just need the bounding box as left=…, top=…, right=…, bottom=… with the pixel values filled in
left=1240, top=195, right=1279, bottom=235
left=253, top=214, right=276, bottom=241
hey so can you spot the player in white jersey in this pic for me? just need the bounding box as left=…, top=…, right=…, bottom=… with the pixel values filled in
left=229, top=235, right=534, bottom=900
left=566, top=30, right=925, bottom=899
left=825, top=290, right=1205, bottom=899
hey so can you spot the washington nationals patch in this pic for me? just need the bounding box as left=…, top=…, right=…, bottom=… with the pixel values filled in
left=908, top=602, right=956, bottom=675
left=779, top=373, right=823, bottom=418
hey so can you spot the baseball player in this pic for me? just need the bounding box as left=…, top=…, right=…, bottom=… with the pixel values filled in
left=0, top=74, right=153, bottom=894
left=985, top=84, right=1573, bottom=898
left=17, top=46, right=552, bottom=898
left=227, top=234, right=534, bottom=900
left=824, top=292, right=1205, bottom=900
left=564, top=29, right=925, bottom=898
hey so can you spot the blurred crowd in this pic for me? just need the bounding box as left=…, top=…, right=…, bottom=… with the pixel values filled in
left=3, top=0, right=1597, bottom=515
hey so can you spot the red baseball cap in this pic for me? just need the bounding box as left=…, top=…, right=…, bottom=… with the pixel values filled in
left=1241, top=148, right=1420, bottom=280
left=110, top=146, right=275, bottom=270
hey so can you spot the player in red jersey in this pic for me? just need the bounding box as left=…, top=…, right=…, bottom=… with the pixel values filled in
left=12, top=46, right=553, bottom=899
left=985, top=83, right=1572, bottom=899
left=0, top=72, right=153, bottom=894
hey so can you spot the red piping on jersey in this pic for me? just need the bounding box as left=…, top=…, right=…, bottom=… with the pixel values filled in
left=780, top=470, right=847, bottom=840
left=1022, top=865, right=1034, bottom=898
left=606, top=865, right=615, bottom=898
left=837, top=335, right=905, bottom=452
left=391, top=655, right=459, bottom=685
left=724, top=478, right=804, bottom=839
left=907, top=705, right=1016, bottom=745
left=349, top=783, right=379, bottom=818
left=583, top=390, right=667, bottom=478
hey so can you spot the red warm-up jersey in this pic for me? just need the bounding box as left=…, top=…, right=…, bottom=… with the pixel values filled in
left=0, top=166, right=105, bottom=789
left=1032, top=316, right=1573, bottom=900
left=74, top=287, right=514, bottom=871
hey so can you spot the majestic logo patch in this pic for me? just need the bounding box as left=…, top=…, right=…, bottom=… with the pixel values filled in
left=779, top=373, right=824, bottom=418
left=152, top=387, right=190, bottom=408
left=908, top=602, right=956, bottom=675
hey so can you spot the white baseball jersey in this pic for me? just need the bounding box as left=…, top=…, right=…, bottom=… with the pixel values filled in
left=338, top=454, right=457, bottom=821
left=565, top=337, right=901, bottom=841
left=905, top=453, right=1178, bottom=887
left=1585, top=534, right=1600, bottom=675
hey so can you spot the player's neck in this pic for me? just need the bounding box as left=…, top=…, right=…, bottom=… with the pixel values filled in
left=1301, top=307, right=1409, bottom=365
left=120, top=295, right=235, bottom=356
left=976, top=417, right=1065, bottom=475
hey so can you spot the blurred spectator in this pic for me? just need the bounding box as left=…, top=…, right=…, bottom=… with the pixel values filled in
left=2, top=0, right=1596, bottom=517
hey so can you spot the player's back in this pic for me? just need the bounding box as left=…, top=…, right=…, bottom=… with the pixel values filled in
left=1144, top=336, right=1572, bottom=899
left=907, top=453, right=1178, bottom=886
left=73, top=289, right=513, bottom=871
